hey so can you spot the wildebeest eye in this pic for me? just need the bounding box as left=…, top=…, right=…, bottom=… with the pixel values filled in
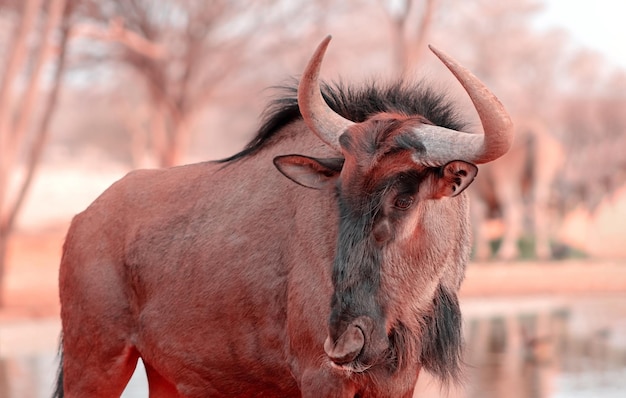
left=394, top=194, right=414, bottom=210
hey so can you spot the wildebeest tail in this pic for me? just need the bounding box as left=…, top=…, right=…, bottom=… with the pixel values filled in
left=52, top=336, right=64, bottom=398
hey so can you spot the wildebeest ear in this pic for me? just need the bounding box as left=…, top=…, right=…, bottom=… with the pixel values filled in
left=432, top=160, right=478, bottom=198
left=273, top=155, right=344, bottom=189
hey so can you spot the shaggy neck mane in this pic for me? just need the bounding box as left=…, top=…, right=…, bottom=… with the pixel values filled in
left=217, top=78, right=467, bottom=386
left=218, top=79, right=467, bottom=163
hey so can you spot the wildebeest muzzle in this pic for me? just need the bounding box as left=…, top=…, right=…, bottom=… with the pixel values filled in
left=324, top=315, right=389, bottom=370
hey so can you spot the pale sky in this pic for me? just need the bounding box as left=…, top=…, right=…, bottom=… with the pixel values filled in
left=536, top=0, right=626, bottom=69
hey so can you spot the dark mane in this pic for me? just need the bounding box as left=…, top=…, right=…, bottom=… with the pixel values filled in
left=218, top=79, right=468, bottom=163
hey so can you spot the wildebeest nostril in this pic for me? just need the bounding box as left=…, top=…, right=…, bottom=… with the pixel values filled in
left=324, top=324, right=365, bottom=365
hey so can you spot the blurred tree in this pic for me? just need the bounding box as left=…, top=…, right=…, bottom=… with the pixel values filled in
left=0, top=0, right=74, bottom=305
left=378, top=0, right=438, bottom=77
left=436, top=0, right=564, bottom=119
left=70, top=0, right=335, bottom=167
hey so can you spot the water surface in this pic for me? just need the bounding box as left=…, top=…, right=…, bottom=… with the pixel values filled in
left=2, top=294, right=624, bottom=397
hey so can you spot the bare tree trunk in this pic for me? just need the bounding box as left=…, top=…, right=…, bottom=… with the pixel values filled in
left=0, top=0, right=70, bottom=306
left=124, top=105, right=151, bottom=168
left=163, top=116, right=192, bottom=167
left=151, top=96, right=169, bottom=167
left=0, top=231, right=8, bottom=303
left=389, top=12, right=407, bottom=75
left=381, top=0, right=438, bottom=77
left=402, top=0, right=436, bottom=75
left=147, top=92, right=189, bottom=168
left=0, top=0, right=44, bottom=306
left=0, top=0, right=43, bottom=224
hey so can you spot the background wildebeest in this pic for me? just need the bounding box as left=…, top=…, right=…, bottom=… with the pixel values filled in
left=54, top=36, right=513, bottom=397
left=470, top=117, right=563, bottom=260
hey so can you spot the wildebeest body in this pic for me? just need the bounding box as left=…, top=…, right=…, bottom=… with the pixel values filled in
left=61, top=129, right=334, bottom=396
left=56, top=37, right=513, bottom=397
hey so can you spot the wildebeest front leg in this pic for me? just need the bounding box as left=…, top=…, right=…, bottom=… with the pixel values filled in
left=300, top=367, right=356, bottom=398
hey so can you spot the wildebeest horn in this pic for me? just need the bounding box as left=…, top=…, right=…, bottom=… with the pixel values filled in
left=298, top=35, right=353, bottom=152
left=299, top=37, right=513, bottom=163
left=420, top=46, right=514, bottom=164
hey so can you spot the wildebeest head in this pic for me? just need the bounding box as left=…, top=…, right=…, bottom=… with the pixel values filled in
left=274, top=37, right=513, bottom=379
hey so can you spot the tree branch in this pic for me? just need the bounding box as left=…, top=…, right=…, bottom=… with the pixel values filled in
left=71, top=16, right=167, bottom=59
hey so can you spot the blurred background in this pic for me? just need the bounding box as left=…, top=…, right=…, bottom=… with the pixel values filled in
left=1, top=0, right=625, bottom=397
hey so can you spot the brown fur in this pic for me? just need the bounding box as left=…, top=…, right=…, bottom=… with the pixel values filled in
left=57, top=104, right=477, bottom=396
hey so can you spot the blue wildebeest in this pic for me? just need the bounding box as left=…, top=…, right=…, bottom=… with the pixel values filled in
left=54, top=36, right=513, bottom=397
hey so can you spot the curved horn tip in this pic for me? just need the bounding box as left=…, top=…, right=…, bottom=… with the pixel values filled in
left=298, top=35, right=354, bottom=152
left=309, top=36, right=333, bottom=68
left=427, top=44, right=515, bottom=163
left=314, top=35, right=333, bottom=58
left=427, top=45, right=461, bottom=71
